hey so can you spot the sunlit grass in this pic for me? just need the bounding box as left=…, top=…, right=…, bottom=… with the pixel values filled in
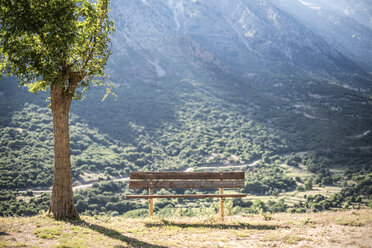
left=0, top=209, right=371, bottom=247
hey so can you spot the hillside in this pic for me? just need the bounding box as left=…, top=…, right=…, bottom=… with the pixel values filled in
left=1, top=0, right=372, bottom=216
left=1, top=209, right=371, bottom=247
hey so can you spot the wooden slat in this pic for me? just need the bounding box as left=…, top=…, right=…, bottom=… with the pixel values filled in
left=126, top=193, right=247, bottom=199
left=130, top=171, right=245, bottom=180
left=129, top=180, right=244, bottom=189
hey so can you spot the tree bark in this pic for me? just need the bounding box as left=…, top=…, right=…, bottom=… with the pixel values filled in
left=48, top=83, right=79, bottom=219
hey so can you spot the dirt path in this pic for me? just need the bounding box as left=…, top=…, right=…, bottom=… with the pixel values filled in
left=186, top=159, right=261, bottom=171
left=19, top=158, right=264, bottom=195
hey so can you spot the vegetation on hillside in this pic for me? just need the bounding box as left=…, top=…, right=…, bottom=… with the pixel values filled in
left=1, top=163, right=371, bottom=217
left=1, top=67, right=372, bottom=217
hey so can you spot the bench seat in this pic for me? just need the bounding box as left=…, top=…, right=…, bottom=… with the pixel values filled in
left=126, top=193, right=247, bottom=199
left=126, top=171, right=247, bottom=218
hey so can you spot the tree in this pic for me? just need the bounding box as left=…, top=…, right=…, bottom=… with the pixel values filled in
left=304, top=178, right=313, bottom=190
left=0, top=0, right=114, bottom=219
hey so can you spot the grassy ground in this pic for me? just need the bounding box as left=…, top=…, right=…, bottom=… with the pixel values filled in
left=1, top=209, right=371, bottom=248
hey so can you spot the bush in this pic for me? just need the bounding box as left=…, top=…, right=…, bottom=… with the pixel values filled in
left=123, top=209, right=148, bottom=218
left=296, top=185, right=305, bottom=192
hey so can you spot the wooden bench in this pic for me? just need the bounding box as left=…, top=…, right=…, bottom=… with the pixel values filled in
left=126, top=171, right=247, bottom=218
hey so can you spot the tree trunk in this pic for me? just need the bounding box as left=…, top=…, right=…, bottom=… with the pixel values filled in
left=48, top=83, right=79, bottom=219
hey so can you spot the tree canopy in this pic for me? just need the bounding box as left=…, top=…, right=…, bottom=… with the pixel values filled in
left=0, top=0, right=114, bottom=97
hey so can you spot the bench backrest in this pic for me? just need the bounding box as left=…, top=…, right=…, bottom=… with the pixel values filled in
left=129, top=172, right=245, bottom=189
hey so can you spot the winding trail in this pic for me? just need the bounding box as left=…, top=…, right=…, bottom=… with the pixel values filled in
left=19, top=151, right=307, bottom=196
left=185, top=159, right=261, bottom=172
left=351, top=130, right=371, bottom=139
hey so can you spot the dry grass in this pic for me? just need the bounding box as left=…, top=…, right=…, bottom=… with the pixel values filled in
left=0, top=209, right=371, bottom=247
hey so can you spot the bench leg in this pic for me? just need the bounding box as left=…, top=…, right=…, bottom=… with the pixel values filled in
left=219, top=187, right=224, bottom=219
left=149, top=187, right=154, bottom=217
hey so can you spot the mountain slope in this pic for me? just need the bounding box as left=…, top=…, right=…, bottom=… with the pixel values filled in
left=108, top=0, right=370, bottom=82
left=274, top=0, right=372, bottom=71
left=0, top=0, right=372, bottom=207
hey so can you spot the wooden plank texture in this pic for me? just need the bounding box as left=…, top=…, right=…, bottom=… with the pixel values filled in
left=126, top=193, right=247, bottom=199
left=129, top=179, right=245, bottom=189
left=130, top=171, right=245, bottom=180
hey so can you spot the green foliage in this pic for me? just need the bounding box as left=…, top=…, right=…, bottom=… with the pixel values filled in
left=0, top=190, right=50, bottom=216
left=122, top=208, right=148, bottom=218
left=0, top=103, right=141, bottom=189
left=304, top=178, right=313, bottom=190
left=304, top=173, right=372, bottom=212
left=73, top=181, right=144, bottom=216
left=0, top=0, right=114, bottom=96
left=244, top=161, right=297, bottom=195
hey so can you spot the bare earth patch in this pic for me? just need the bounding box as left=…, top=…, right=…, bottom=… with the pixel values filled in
left=0, top=209, right=371, bottom=247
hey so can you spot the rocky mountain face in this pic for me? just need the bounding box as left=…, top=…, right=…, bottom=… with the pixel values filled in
left=275, top=0, right=372, bottom=71
left=107, top=0, right=227, bottom=84
left=107, top=0, right=371, bottom=88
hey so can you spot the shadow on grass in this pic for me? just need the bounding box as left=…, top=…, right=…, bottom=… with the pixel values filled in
left=67, top=219, right=167, bottom=248
left=145, top=220, right=280, bottom=230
